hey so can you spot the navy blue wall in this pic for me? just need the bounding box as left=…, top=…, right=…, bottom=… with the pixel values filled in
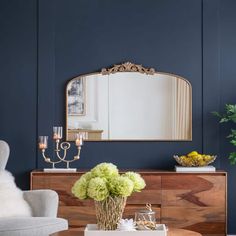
left=0, top=0, right=37, bottom=187
left=0, top=0, right=235, bottom=233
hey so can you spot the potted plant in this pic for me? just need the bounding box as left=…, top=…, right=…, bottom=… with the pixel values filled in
left=213, top=104, right=236, bottom=164
left=71, top=163, right=146, bottom=230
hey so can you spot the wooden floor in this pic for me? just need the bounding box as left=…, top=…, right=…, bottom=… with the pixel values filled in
left=52, top=228, right=202, bottom=236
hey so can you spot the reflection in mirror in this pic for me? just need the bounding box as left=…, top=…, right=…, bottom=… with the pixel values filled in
left=66, top=63, right=192, bottom=141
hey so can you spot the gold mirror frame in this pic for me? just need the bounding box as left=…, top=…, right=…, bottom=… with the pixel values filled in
left=66, top=62, right=192, bottom=141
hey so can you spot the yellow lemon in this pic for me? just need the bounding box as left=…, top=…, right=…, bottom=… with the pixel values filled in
left=187, top=151, right=199, bottom=157
left=204, top=155, right=212, bottom=161
left=198, top=160, right=206, bottom=166
left=196, top=155, right=203, bottom=160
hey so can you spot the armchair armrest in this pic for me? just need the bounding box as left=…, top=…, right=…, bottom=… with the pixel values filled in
left=23, top=189, right=59, bottom=217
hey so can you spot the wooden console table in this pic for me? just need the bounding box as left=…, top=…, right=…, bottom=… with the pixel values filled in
left=31, top=170, right=227, bottom=236
left=169, top=228, right=202, bottom=236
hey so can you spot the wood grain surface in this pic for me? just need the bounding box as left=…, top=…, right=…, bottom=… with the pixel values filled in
left=161, top=175, right=225, bottom=207
left=31, top=171, right=226, bottom=236
left=168, top=228, right=202, bottom=236
left=161, top=174, right=226, bottom=236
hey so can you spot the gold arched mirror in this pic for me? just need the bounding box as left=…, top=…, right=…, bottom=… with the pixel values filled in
left=66, top=62, right=192, bottom=141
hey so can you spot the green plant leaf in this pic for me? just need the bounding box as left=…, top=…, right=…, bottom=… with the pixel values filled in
left=220, top=117, right=229, bottom=123
left=213, top=104, right=236, bottom=165
left=226, top=104, right=236, bottom=115
left=228, top=130, right=236, bottom=139
left=230, top=140, right=236, bottom=146
left=231, top=129, right=236, bottom=135
left=229, top=152, right=236, bottom=165
left=212, top=111, right=221, bottom=117
left=229, top=114, right=236, bottom=123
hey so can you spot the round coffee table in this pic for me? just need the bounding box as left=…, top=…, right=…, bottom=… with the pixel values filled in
left=168, top=228, right=202, bottom=236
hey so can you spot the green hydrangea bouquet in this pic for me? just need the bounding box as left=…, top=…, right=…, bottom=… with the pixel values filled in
left=71, top=163, right=146, bottom=230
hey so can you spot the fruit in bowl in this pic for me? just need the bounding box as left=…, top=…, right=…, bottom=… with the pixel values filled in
left=174, top=151, right=216, bottom=167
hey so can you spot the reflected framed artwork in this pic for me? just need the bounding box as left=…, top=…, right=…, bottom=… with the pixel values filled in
left=67, top=77, right=86, bottom=116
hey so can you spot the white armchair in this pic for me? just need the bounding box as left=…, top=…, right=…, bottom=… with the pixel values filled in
left=0, top=140, right=68, bottom=236
left=23, top=190, right=59, bottom=217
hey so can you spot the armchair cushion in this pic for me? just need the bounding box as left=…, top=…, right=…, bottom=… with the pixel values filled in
left=0, top=217, right=68, bottom=236
left=23, top=190, right=58, bottom=217
left=0, top=170, right=32, bottom=217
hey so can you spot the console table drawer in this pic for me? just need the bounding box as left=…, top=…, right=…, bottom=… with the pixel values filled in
left=162, top=175, right=226, bottom=207
left=127, top=175, right=161, bottom=204
left=58, top=206, right=96, bottom=228
left=31, top=174, right=82, bottom=190
left=161, top=206, right=226, bottom=236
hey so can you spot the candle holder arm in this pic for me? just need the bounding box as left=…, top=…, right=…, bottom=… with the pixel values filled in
left=42, top=150, right=62, bottom=168
left=55, top=141, right=71, bottom=161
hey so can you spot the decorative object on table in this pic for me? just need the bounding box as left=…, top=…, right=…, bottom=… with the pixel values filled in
left=38, top=126, right=85, bottom=172
left=213, top=104, right=236, bottom=164
left=175, top=165, right=216, bottom=172
left=84, top=224, right=167, bottom=236
left=71, top=163, right=146, bottom=230
left=135, top=204, right=156, bottom=230
left=117, top=219, right=136, bottom=231
left=174, top=151, right=216, bottom=167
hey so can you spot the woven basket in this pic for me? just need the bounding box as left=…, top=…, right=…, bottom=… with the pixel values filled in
left=94, top=196, right=127, bottom=230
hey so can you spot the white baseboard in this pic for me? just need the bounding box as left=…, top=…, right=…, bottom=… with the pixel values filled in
left=228, top=235, right=236, bottom=236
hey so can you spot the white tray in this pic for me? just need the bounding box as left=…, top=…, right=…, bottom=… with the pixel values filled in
left=43, top=168, right=77, bottom=172
left=175, top=165, right=216, bottom=172
left=85, top=224, right=167, bottom=236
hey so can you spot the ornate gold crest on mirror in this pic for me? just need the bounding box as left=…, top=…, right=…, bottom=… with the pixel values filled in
left=66, top=62, right=192, bottom=141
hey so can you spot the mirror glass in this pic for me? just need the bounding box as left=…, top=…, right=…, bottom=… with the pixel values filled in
left=66, top=63, right=192, bottom=141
